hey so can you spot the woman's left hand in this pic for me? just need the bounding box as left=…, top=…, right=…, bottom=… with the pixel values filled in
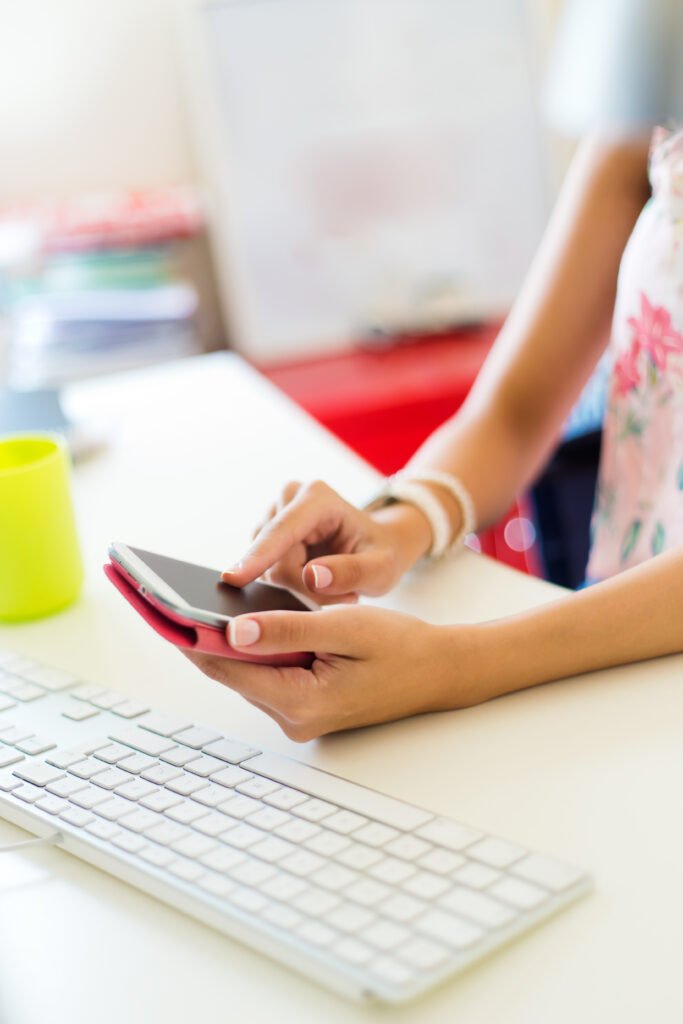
left=182, top=606, right=479, bottom=741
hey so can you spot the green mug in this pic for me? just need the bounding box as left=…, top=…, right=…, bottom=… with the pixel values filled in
left=0, top=434, right=84, bottom=621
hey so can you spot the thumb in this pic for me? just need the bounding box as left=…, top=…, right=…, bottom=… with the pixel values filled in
left=303, top=551, right=393, bottom=597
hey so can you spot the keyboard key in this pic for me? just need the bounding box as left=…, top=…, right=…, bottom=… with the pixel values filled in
left=323, top=810, right=368, bottom=835
left=210, top=765, right=252, bottom=789
left=222, top=824, right=262, bottom=850
left=305, top=831, right=350, bottom=858
left=396, top=937, right=449, bottom=971
left=95, top=796, right=137, bottom=821
left=250, top=837, right=295, bottom=864
left=294, top=798, right=336, bottom=822
left=246, top=807, right=291, bottom=832
left=138, top=712, right=194, bottom=737
left=454, top=862, right=501, bottom=890
left=93, top=743, right=133, bottom=765
left=198, top=873, right=235, bottom=899
left=0, top=726, right=33, bottom=745
left=235, top=776, right=280, bottom=799
left=47, top=776, right=87, bottom=799
left=263, top=787, right=307, bottom=811
left=512, top=854, right=585, bottom=892
left=418, top=849, right=466, bottom=875
left=231, top=859, right=276, bottom=888
left=490, top=877, right=547, bottom=911
left=119, top=809, right=164, bottom=834
left=21, top=666, right=75, bottom=692
left=118, top=754, right=158, bottom=775
left=111, top=700, right=149, bottom=719
left=85, top=820, right=121, bottom=841
left=370, top=957, right=415, bottom=986
left=261, top=872, right=308, bottom=902
left=110, top=728, right=175, bottom=758
left=166, top=775, right=209, bottom=798
left=10, top=683, right=45, bottom=702
left=328, top=904, right=376, bottom=934
left=368, top=857, right=416, bottom=886
left=91, top=691, right=126, bottom=711
left=173, top=834, right=218, bottom=859
left=414, top=819, right=481, bottom=852
left=336, top=843, right=383, bottom=871
left=0, top=749, right=24, bottom=769
left=139, top=789, right=183, bottom=814
left=194, top=813, right=234, bottom=837
left=332, top=937, right=373, bottom=965
left=13, top=762, right=65, bottom=787
left=116, top=779, right=159, bottom=802
left=262, top=904, right=302, bottom=931
left=60, top=807, right=95, bottom=828
left=345, top=879, right=391, bottom=907
left=0, top=771, right=22, bottom=792
left=46, top=750, right=88, bottom=770
left=35, top=795, right=69, bottom=816
left=229, top=886, right=268, bottom=913
left=71, top=786, right=111, bottom=810
left=403, top=871, right=451, bottom=901
left=185, top=755, right=226, bottom=778
left=111, top=832, right=148, bottom=854
left=294, top=887, right=340, bottom=917
left=172, top=726, right=221, bottom=750
left=297, top=921, right=336, bottom=947
left=280, top=850, right=325, bottom=877
left=365, top=921, right=410, bottom=951
left=274, top=818, right=320, bottom=844
left=140, top=845, right=176, bottom=869
left=200, top=846, right=246, bottom=873
left=191, top=783, right=231, bottom=808
left=217, top=794, right=260, bottom=819
left=202, top=737, right=260, bottom=764
left=70, top=684, right=104, bottom=702
left=141, top=763, right=182, bottom=786
left=467, top=837, right=526, bottom=869
left=416, top=909, right=483, bottom=949
left=311, top=863, right=358, bottom=891
left=92, top=768, right=131, bottom=791
left=69, top=758, right=108, bottom=780
left=159, top=746, right=198, bottom=767
left=145, top=822, right=190, bottom=846
left=353, top=823, right=399, bottom=848
left=62, top=702, right=100, bottom=722
left=442, top=886, right=516, bottom=929
left=0, top=696, right=16, bottom=713
left=380, top=894, right=425, bottom=923
left=166, top=801, right=207, bottom=826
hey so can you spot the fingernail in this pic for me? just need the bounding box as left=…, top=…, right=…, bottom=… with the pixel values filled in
left=310, top=564, right=333, bottom=590
left=229, top=617, right=261, bottom=647
left=222, top=560, right=244, bottom=578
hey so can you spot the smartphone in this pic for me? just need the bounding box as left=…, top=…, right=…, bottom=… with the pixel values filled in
left=105, top=543, right=314, bottom=666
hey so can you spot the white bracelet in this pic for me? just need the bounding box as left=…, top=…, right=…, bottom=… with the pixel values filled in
left=364, top=478, right=453, bottom=557
left=404, top=468, right=477, bottom=550
left=364, top=469, right=477, bottom=557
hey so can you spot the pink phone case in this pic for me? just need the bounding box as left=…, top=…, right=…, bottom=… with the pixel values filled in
left=104, top=561, right=312, bottom=668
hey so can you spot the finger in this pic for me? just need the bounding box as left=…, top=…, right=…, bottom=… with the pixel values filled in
left=302, top=550, right=393, bottom=598
left=226, top=606, right=371, bottom=657
left=180, top=647, right=301, bottom=710
left=251, top=503, right=277, bottom=541
left=222, top=483, right=346, bottom=586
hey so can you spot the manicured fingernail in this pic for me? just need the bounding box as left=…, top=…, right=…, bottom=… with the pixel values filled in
left=310, top=564, right=333, bottom=590
left=229, top=617, right=261, bottom=647
left=221, top=560, right=245, bottom=578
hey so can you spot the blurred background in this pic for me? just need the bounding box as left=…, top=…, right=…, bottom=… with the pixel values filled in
left=0, top=0, right=605, bottom=586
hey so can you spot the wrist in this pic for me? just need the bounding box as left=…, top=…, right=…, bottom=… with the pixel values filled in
left=429, top=621, right=515, bottom=710
left=370, top=502, right=433, bottom=571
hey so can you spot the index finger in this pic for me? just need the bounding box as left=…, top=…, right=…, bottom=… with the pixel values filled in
left=221, top=483, right=345, bottom=586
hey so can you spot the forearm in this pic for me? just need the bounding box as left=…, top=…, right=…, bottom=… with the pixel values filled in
left=448, top=548, right=683, bottom=707
left=407, top=134, right=650, bottom=532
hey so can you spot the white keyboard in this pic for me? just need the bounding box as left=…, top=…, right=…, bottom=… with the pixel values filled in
left=0, top=649, right=591, bottom=1004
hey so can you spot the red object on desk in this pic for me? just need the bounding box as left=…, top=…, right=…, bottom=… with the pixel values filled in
left=258, top=326, right=541, bottom=575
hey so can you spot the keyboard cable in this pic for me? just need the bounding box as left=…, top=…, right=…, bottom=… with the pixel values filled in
left=0, top=832, right=63, bottom=853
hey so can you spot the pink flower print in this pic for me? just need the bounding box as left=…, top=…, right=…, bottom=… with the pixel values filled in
left=626, top=293, right=683, bottom=371
left=614, top=337, right=642, bottom=396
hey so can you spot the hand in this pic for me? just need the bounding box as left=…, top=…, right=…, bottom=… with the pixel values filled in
left=221, top=480, right=432, bottom=605
left=182, top=605, right=480, bottom=741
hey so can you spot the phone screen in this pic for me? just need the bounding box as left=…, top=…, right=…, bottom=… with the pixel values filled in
left=127, top=546, right=311, bottom=620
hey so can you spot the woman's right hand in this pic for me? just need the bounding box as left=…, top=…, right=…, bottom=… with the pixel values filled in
left=221, top=480, right=433, bottom=604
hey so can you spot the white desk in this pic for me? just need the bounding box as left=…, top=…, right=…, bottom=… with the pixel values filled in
left=0, top=354, right=680, bottom=1023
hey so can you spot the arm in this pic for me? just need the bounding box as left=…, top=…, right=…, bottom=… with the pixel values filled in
left=403, top=132, right=652, bottom=536
left=186, top=547, right=683, bottom=741
left=224, top=135, right=651, bottom=600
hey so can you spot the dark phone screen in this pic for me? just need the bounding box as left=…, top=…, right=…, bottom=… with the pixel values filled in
left=129, top=546, right=310, bottom=618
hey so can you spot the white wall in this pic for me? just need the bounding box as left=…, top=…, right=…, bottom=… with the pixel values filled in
left=0, top=0, right=566, bottom=204
left=0, top=0, right=197, bottom=202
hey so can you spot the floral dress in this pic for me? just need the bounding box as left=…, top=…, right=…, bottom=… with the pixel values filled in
left=587, top=127, right=683, bottom=580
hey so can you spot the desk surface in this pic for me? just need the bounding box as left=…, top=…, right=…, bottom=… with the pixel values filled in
left=0, top=354, right=680, bottom=1024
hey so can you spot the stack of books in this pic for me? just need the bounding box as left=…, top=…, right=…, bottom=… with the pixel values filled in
left=0, top=189, right=202, bottom=388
